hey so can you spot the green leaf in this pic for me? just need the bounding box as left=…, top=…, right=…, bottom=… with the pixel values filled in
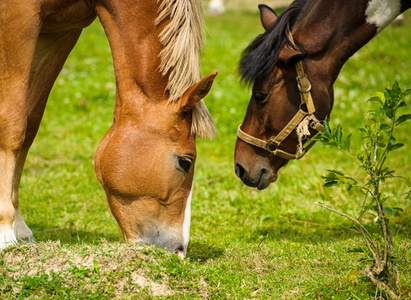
left=391, top=81, right=401, bottom=97
left=327, top=169, right=345, bottom=176
left=379, top=124, right=390, bottom=131
left=388, top=111, right=396, bottom=119
left=396, top=114, right=411, bottom=125
left=364, top=205, right=375, bottom=211
left=366, top=109, right=379, bottom=116
left=379, top=167, right=394, bottom=176
left=384, top=206, right=393, bottom=215
left=388, top=143, right=404, bottom=151
left=318, top=194, right=332, bottom=202
left=368, top=96, right=382, bottom=104
left=336, top=125, right=342, bottom=145
left=344, top=134, right=351, bottom=151
left=375, top=91, right=386, bottom=102
left=324, top=181, right=338, bottom=188
left=392, top=207, right=404, bottom=213
left=377, top=141, right=386, bottom=147
left=323, top=118, right=331, bottom=134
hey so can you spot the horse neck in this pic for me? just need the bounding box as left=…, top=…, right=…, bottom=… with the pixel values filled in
left=95, top=1, right=168, bottom=116
left=293, top=0, right=406, bottom=85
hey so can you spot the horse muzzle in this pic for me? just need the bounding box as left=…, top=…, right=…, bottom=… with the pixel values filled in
left=234, top=160, right=278, bottom=190
left=131, top=227, right=186, bottom=258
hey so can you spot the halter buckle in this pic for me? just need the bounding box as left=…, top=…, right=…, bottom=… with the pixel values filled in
left=265, top=140, right=279, bottom=153
left=296, top=74, right=312, bottom=93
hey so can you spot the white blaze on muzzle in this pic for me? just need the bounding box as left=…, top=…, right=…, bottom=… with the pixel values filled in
left=182, top=185, right=193, bottom=255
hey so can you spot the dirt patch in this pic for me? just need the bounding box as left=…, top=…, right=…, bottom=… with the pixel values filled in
left=0, top=241, right=174, bottom=298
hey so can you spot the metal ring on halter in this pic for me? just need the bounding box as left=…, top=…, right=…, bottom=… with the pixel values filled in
left=265, top=140, right=279, bottom=153
left=296, top=73, right=312, bottom=93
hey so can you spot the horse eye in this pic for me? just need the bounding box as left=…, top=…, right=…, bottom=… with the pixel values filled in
left=253, top=92, right=268, bottom=103
left=178, top=157, right=193, bottom=172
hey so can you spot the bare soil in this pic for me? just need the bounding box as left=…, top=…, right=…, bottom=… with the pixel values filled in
left=0, top=241, right=176, bottom=298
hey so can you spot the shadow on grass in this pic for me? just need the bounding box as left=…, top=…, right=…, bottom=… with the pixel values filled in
left=186, top=242, right=224, bottom=263
left=29, top=223, right=122, bottom=245
left=247, top=212, right=411, bottom=245
left=252, top=224, right=359, bottom=244
left=248, top=217, right=411, bottom=244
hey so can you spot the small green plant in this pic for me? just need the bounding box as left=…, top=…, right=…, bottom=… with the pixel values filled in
left=316, top=81, right=411, bottom=299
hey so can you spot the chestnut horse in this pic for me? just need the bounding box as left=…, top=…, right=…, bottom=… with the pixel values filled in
left=0, top=0, right=217, bottom=259
left=234, top=0, right=410, bottom=190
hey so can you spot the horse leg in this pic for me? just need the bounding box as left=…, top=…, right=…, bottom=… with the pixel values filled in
left=1, top=28, right=85, bottom=249
left=0, top=5, right=42, bottom=249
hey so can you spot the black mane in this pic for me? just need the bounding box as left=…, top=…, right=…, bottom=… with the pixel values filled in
left=238, top=0, right=308, bottom=85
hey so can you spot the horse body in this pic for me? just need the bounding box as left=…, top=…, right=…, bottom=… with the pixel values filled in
left=234, top=0, right=410, bottom=189
left=0, top=0, right=216, bottom=259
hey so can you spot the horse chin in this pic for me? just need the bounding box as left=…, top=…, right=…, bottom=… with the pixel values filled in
left=257, top=171, right=278, bottom=190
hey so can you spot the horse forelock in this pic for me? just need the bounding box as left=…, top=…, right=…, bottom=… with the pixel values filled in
left=238, top=0, right=308, bottom=86
left=156, top=0, right=216, bottom=138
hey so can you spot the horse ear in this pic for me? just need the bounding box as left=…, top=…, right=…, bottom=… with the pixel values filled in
left=179, top=72, right=218, bottom=112
left=278, top=47, right=307, bottom=65
left=259, top=4, right=278, bottom=30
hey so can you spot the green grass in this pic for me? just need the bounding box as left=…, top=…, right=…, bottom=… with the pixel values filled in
left=1, top=7, right=411, bottom=299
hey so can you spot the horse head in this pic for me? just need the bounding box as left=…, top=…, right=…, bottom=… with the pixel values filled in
left=95, top=73, right=217, bottom=259
left=93, top=0, right=217, bottom=259
left=234, top=3, right=334, bottom=189
left=234, top=0, right=410, bottom=190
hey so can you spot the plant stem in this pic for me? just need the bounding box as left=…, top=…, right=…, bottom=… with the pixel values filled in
left=386, top=224, right=400, bottom=289
left=315, top=202, right=377, bottom=253
left=358, top=192, right=368, bottom=223
left=364, top=266, right=399, bottom=300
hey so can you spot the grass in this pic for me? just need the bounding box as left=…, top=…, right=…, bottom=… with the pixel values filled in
left=1, top=6, right=411, bottom=300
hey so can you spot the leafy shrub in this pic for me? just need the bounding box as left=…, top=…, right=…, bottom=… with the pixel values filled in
left=316, top=82, right=411, bottom=299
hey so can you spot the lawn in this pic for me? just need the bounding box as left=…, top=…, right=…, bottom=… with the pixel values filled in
left=1, top=5, right=410, bottom=300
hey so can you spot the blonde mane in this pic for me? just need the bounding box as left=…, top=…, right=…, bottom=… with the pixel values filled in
left=156, top=0, right=216, bottom=138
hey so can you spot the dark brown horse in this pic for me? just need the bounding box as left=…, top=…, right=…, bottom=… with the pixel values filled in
left=234, top=0, right=410, bottom=190
left=0, top=0, right=217, bottom=259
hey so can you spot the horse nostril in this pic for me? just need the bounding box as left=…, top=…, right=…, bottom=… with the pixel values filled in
left=260, top=167, right=267, bottom=176
left=175, top=246, right=185, bottom=259
left=235, top=163, right=246, bottom=181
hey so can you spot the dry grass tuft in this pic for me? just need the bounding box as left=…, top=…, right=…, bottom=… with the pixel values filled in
left=0, top=241, right=173, bottom=298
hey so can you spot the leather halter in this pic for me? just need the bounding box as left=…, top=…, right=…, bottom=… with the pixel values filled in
left=237, top=33, right=324, bottom=160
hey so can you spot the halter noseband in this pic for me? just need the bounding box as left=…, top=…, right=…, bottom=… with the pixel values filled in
left=237, top=33, right=324, bottom=160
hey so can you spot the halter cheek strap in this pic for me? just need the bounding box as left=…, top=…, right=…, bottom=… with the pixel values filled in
left=237, top=32, right=324, bottom=160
